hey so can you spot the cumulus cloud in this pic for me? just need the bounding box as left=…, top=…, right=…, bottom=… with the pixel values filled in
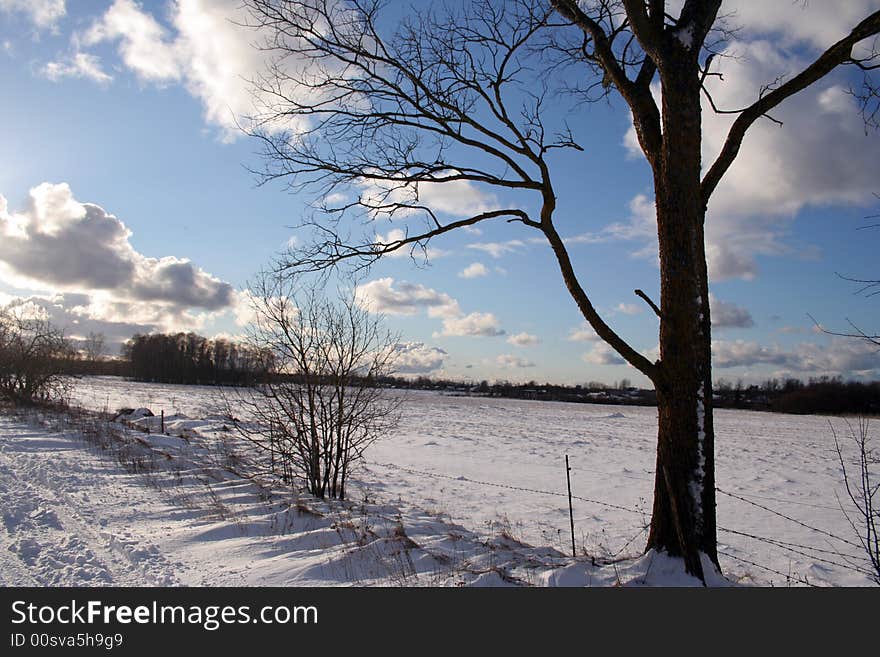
left=435, top=312, right=504, bottom=338
left=231, top=290, right=259, bottom=328
left=392, top=342, right=447, bottom=374
left=699, top=43, right=879, bottom=279
left=0, top=183, right=236, bottom=339
left=710, top=294, right=754, bottom=329
left=354, top=278, right=459, bottom=318
left=458, top=262, right=489, bottom=279
left=2, top=294, right=172, bottom=352
left=355, top=276, right=504, bottom=338
left=372, top=228, right=446, bottom=261
left=496, top=354, right=535, bottom=369
left=568, top=323, right=600, bottom=342
left=74, top=0, right=271, bottom=140
left=712, top=338, right=879, bottom=376
left=582, top=343, right=626, bottom=366
left=83, top=0, right=181, bottom=82
left=506, top=332, right=540, bottom=347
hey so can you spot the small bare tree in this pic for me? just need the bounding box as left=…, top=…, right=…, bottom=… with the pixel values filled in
left=0, top=306, right=75, bottom=405
left=831, top=418, right=880, bottom=584
left=83, top=331, right=107, bottom=363
left=230, top=274, right=402, bottom=500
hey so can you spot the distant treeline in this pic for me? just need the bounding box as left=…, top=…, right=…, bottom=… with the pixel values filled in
left=379, top=376, right=658, bottom=406
left=121, top=333, right=267, bottom=385
left=380, top=375, right=880, bottom=415
left=713, top=377, right=880, bottom=415
left=64, top=334, right=880, bottom=415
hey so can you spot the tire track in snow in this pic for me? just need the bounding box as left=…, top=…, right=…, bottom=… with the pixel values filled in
left=0, top=418, right=182, bottom=586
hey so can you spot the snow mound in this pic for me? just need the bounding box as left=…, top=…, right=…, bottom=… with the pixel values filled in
left=538, top=550, right=733, bottom=587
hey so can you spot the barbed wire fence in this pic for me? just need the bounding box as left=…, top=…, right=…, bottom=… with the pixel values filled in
left=95, top=390, right=874, bottom=586
left=365, top=458, right=872, bottom=586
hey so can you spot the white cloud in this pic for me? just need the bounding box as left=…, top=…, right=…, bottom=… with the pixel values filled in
left=373, top=228, right=416, bottom=259
left=698, top=40, right=879, bottom=280
left=0, top=0, right=65, bottom=30
left=354, top=278, right=460, bottom=318
left=84, top=0, right=182, bottom=83
left=568, top=323, right=599, bottom=342
left=79, top=0, right=276, bottom=140
left=392, top=342, right=447, bottom=374
left=582, top=343, right=626, bottom=366
left=231, top=290, right=258, bottom=328
left=357, top=175, right=498, bottom=221
left=41, top=52, right=113, bottom=84
left=721, top=0, right=880, bottom=51
left=496, top=354, right=535, bottom=369
left=355, top=277, right=504, bottom=337
left=466, top=239, right=525, bottom=259
left=0, top=183, right=236, bottom=327
left=435, top=312, right=504, bottom=338
left=712, top=338, right=879, bottom=375
left=0, top=293, right=206, bottom=352
left=373, top=228, right=446, bottom=261
left=506, top=332, right=540, bottom=347
left=710, top=294, right=754, bottom=329
left=458, top=262, right=488, bottom=279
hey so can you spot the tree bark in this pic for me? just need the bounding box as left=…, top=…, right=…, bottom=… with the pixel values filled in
left=643, top=48, right=718, bottom=581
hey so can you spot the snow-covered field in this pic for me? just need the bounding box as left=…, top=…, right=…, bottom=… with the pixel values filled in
left=1, top=375, right=875, bottom=586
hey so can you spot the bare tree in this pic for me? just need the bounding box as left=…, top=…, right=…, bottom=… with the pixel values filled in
left=83, top=331, right=107, bottom=363
left=229, top=274, right=402, bottom=500
left=831, top=418, right=880, bottom=584
left=0, top=306, right=75, bottom=405
left=242, top=0, right=880, bottom=581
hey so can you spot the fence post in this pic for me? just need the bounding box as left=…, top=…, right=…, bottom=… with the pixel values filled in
left=566, top=454, right=576, bottom=558
left=161, top=409, right=165, bottom=434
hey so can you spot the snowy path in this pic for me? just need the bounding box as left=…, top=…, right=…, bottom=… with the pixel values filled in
left=0, top=412, right=584, bottom=587
left=0, top=416, right=183, bottom=586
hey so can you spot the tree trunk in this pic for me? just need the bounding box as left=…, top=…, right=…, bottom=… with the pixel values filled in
left=643, top=53, right=718, bottom=582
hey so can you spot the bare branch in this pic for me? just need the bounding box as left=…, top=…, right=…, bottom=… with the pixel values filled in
left=702, top=10, right=880, bottom=204
left=807, top=313, right=880, bottom=348
left=635, top=288, right=662, bottom=318
left=537, top=224, right=661, bottom=382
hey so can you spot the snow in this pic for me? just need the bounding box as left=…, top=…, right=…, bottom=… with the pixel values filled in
left=1, top=375, right=875, bottom=586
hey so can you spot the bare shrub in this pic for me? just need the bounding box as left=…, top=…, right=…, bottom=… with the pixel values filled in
left=229, top=274, right=402, bottom=500
left=0, top=305, right=75, bottom=405
left=832, top=418, right=880, bottom=584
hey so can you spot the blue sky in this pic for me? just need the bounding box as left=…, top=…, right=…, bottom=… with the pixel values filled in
left=1, top=0, right=878, bottom=386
